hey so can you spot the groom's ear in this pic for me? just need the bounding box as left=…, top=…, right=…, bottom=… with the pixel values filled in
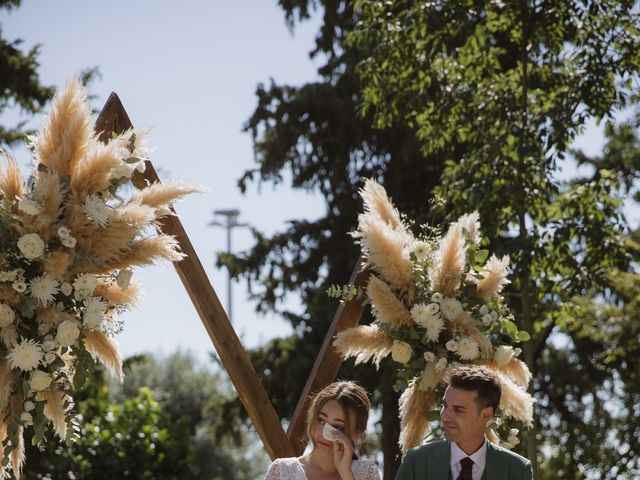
left=480, top=406, right=494, bottom=421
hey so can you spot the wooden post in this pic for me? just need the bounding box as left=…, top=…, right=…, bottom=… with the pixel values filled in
left=286, top=259, right=372, bottom=454
left=94, top=93, right=296, bottom=459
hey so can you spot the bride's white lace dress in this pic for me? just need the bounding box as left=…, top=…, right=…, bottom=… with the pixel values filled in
left=264, top=457, right=380, bottom=480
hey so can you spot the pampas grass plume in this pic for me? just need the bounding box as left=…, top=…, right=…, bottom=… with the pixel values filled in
left=333, top=325, right=392, bottom=367
left=83, top=330, right=123, bottom=381
left=367, top=275, right=412, bottom=329
left=476, top=255, right=510, bottom=299
left=429, top=224, right=466, bottom=295
left=399, top=385, right=435, bottom=452
left=360, top=179, right=403, bottom=229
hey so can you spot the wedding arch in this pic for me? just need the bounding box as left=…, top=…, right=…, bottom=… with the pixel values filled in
left=94, top=93, right=371, bottom=459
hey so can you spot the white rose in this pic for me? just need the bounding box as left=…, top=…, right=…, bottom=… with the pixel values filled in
left=391, top=340, right=413, bottom=365
left=56, top=320, right=81, bottom=347
left=17, top=233, right=45, bottom=259
left=60, top=282, right=73, bottom=296
left=57, top=226, right=71, bottom=238
left=446, top=339, right=458, bottom=351
left=434, top=357, right=448, bottom=372
left=426, top=303, right=439, bottom=315
left=482, top=313, right=494, bottom=326
left=61, top=236, right=77, bottom=248
left=12, top=281, right=27, bottom=293
left=423, top=351, right=436, bottom=363
left=479, top=305, right=489, bottom=315
left=0, top=303, right=15, bottom=328
left=116, top=269, right=133, bottom=290
left=18, top=198, right=42, bottom=216
left=440, top=297, right=464, bottom=320
left=44, top=352, right=56, bottom=364
left=494, top=345, right=515, bottom=366
left=37, top=323, right=50, bottom=336
left=431, top=292, right=444, bottom=303
left=20, top=412, right=33, bottom=425
left=24, top=401, right=35, bottom=412
left=30, top=370, right=52, bottom=391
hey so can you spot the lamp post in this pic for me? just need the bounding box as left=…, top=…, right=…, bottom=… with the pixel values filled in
left=209, top=208, right=247, bottom=322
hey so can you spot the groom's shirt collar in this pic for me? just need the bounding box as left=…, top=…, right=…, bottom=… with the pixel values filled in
left=450, top=437, right=487, bottom=480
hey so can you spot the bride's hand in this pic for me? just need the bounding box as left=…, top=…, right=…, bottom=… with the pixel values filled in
left=332, top=431, right=355, bottom=480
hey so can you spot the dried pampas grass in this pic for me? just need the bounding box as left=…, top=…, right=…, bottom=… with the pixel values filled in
left=38, top=389, right=69, bottom=439
left=359, top=178, right=403, bottom=229
left=0, top=154, right=24, bottom=206
left=399, top=385, right=435, bottom=452
left=476, top=255, right=510, bottom=299
left=83, top=330, right=123, bottom=380
left=131, top=182, right=205, bottom=214
left=429, top=224, right=466, bottom=295
left=367, top=275, right=412, bottom=329
left=35, top=77, right=92, bottom=178
left=355, top=214, right=414, bottom=296
left=333, top=325, right=393, bottom=367
left=478, top=358, right=532, bottom=388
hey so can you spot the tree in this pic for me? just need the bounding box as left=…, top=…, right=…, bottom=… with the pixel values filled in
left=347, top=0, right=639, bottom=477
left=220, top=1, right=444, bottom=476
left=0, top=0, right=53, bottom=147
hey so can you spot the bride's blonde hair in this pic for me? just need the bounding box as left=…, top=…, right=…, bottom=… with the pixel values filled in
left=305, top=380, right=371, bottom=447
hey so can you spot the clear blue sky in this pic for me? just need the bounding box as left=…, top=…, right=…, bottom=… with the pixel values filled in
left=2, top=1, right=625, bottom=367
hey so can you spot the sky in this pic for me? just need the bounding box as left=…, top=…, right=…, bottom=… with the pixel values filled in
left=1, top=1, right=621, bottom=369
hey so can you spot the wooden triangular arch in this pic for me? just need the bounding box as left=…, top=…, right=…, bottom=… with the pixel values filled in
left=95, top=93, right=371, bottom=458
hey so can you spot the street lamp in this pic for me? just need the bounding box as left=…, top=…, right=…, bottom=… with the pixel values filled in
left=209, top=209, right=248, bottom=322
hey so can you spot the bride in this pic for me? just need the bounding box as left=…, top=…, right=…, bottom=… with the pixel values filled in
left=264, top=381, right=380, bottom=480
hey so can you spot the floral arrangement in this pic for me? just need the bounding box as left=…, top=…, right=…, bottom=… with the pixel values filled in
left=0, top=79, right=201, bottom=477
left=333, top=179, right=534, bottom=452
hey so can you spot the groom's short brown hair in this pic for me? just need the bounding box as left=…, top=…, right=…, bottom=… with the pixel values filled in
left=448, top=366, right=501, bottom=411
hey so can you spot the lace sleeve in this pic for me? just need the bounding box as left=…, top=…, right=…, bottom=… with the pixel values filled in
left=263, top=460, right=281, bottom=480
left=365, top=462, right=381, bottom=480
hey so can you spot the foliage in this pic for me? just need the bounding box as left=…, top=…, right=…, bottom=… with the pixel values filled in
left=348, top=1, right=640, bottom=477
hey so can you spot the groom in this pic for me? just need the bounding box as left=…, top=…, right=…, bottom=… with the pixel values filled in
left=395, top=366, right=532, bottom=480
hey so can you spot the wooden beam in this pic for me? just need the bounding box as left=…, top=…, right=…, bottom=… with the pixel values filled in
left=286, top=259, right=371, bottom=454
left=94, top=93, right=296, bottom=459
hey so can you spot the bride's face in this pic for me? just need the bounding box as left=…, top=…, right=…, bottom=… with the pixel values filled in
left=311, top=399, right=354, bottom=450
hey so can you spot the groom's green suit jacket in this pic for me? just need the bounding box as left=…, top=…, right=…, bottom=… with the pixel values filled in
left=395, top=440, right=533, bottom=480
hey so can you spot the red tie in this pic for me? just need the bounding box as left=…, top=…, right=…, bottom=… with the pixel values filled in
left=457, top=457, right=474, bottom=480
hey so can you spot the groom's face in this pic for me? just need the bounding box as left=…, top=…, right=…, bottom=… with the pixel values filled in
left=440, top=386, right=491, bottom=447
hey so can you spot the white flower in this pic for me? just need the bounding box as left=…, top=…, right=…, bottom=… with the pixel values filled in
left=44, top=352, right=56, bottom=364
left=30, top=370, right=52, bottom=391
left=500, top=441, right=514, bottom=449
left=113, top=161, right=136, bottom=179
left=446, top=339, right=458, bottom=352
left=42, top=339, right=56, bottom=352
left=57, top=226, right=71, bottom=238
left=424, top=315, right=444, bottom=342
left=413, top=240, right=432, bottom=261
left=423, top=351, right=436, bottom=363
left=434, top=357, right=448, bottom=372
left=482, top=313, right=494, bottom=326
left=17, top=233, right=45, bottom=259
left=455, top=212, right=481, bottom=244
left=494, top=345, right=516, bottom=366
left=116, top=269, right=133, bottom=290
left=18, top=198, right=42, bottom=216
left=29, top=274, right=59, bottom=306
left=8, top=339, right=43, bottom=371
left=24, top=401, right=35, bottom=412
left=83, top=297, right=107, bottom=330
left=83, top=195, right=110, bottom=227
left=37, top=323, right=50, bottom=336
left=509, top=428, right=519, bottom=438
left=440, top=297, right=464, bottom=320
left=456, top=337, right=480, bottom=360
left=135, top=161, right=146, bottom=173
left=479, top=305, right=489, bottom=315
left=391, top=340, right=413, bottom=364
left=431, top=292, right=444, bottom=303
left=56, top=320, right=81, bottom=347
left=12, top=281, right=27, bottom=293
left=61, top=236, right=77, bottom=248
left=60, top=282, right=73, bottom=296
left=20, top=412, right=33, bottom=425
left=73, top=274, right=97, bottom=299
left=0, top=270, right=18, bottom=282
left=0, top=303, right=15, bottom=328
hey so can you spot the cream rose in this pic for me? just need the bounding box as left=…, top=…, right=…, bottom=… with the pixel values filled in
left=56, top=320, right=81, bottom=347
left=440, top=297, right=464, bottom=320
left=17, top=233, right=45, bottom=259
left=391, top=340, right=413, bottom=365
left=30, top=370, right=52, bottom=391
left=0, top=303, right=15, bottom=328
left=494, top=345, right=516, bottom=366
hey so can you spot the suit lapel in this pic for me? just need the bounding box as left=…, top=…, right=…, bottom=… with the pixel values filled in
left=485, top=442, right=508, bottom=480
left=426, top=441, right=451, bottom=479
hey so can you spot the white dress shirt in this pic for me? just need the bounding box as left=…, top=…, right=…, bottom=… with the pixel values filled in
left=449, top=438, right=487, bottom=480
